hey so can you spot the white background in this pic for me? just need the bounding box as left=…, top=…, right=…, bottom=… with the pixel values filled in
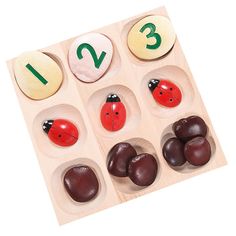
left=0, top=0, right=235, bottom=235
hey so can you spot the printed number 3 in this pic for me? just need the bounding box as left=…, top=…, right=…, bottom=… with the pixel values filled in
left=77, top=43, right=106, bottom=69
left=140, top=23, right=162, bottom=50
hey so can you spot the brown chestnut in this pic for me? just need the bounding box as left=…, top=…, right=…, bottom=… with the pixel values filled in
left=173, top=116, right=208, bottom=142
left=162, top=137, right=186, bottom=166
left=128, top=153, right=158, bottom=186
left=184, top=137, right=211, bottom=166
left=64, top=166, right=99, bottom=202
left=107, top=142, right=137, bottom=177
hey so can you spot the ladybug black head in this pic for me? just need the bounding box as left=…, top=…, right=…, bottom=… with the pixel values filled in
left=42, top=120, right=54, bottom=134
left=148, top=79, right=160, bottom=92
left=106, top=94, right=121, bottom=102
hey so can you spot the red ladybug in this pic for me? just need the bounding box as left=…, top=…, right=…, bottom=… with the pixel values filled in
left=100, top=94, right=126, bottom=131
left=42, top=119, right=79, bottom=147
left=148, top=79, right=182, bottom=108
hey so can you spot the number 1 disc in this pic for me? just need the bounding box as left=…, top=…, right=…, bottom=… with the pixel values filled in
left=127, top=15, right=176, bottom=60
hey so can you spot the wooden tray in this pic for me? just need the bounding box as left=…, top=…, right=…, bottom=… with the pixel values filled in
left=7, top=6, right=227, bottom=225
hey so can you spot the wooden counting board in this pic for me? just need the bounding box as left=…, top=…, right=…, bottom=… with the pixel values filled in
left=7, top=6, right=226, bottom=225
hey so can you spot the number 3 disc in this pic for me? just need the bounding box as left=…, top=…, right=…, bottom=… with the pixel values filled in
left=127, top=15, right=176, bottom=60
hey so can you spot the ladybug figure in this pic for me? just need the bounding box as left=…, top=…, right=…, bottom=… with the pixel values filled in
left=148, top=79, right=182, bottom=108
left=42, top=119, right=79, bottom=147
left=100, top=94, right=126, bottom=132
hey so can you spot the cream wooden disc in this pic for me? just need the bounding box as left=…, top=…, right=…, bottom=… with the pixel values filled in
left=14, top=51, right=63, bottom=100
left=127, top=15, right=176, bottom=60
left=68, top=33, right=113, bottom=83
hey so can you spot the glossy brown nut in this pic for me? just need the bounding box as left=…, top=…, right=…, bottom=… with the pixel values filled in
left=184, top=137, right=211, bottom=166
left=64, top=166, right=99, bottom=202
left=162, top=137, right=186, bottom=166
left=107, top=142, right=137, bottom=177
left=173, top=116, right=208, bottom=142
left=128, top=153, right=158, bottom=186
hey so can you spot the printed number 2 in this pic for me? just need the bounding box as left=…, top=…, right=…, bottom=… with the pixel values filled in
left=77, top=43, right=106, bottom=69
left=140, top=23, right=162, bottom=50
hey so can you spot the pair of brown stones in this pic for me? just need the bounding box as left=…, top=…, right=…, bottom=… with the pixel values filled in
left=107, top=143, right=158, bottom=186
left=163, top=116, right=212, bottom=167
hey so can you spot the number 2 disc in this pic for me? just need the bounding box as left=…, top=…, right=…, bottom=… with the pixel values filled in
left=127, top=15, right=176, bottom=60
left=68, top=33, right=113, bottom=83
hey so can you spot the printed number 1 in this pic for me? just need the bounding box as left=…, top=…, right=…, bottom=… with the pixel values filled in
left=77, top=43, right=106, bottom=69
left=140, top=23, right=162, bottom=50
left=25, top=63, right=48, bottom=85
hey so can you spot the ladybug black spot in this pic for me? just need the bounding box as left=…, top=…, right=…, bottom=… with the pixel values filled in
left=115, top=112, right=119, bottom=115
left=169, top=99, right=173, bottom=102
